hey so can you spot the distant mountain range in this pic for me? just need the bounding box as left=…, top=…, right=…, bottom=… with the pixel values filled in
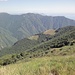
left=0, top=13, right=75, bottom=49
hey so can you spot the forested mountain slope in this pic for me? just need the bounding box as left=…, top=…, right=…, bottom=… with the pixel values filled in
left=0, top=26, right=75, bottom=57
left=0, top=13, right=75, bottom=48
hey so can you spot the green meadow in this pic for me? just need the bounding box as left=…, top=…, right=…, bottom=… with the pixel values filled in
left=0, top=55, right=75, bottom=75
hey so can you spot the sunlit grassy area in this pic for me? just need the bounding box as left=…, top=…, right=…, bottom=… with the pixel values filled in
left=28, top=35, right=39, bottom=40
left=48, top=44, right=75, bottom=56
left=0, top=55, right=75, bottom=75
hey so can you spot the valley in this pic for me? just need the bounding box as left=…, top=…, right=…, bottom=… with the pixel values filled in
left=0, top=13, right=75, bottom=49
left=0, top=13, right=75, bottom=75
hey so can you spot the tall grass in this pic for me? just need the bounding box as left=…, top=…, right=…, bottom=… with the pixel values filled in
left=0, top=55, right=75, bottom=75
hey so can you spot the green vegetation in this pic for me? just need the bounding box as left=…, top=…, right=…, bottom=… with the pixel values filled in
left=0, top=13, right=75, bottom=48
left=0, top=43, right=75, bottom=66
left=0, top=26, right=75, bottom=75
left=0, top=56, right=75, bottom=75
left=0, top=26, right=75, bottom=56
left=0, top=27, right=17, bottom=49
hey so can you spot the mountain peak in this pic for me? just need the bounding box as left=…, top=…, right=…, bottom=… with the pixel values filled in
left=0, top=13, right=75, bottom=48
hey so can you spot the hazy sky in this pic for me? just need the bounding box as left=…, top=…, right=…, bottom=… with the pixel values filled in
left=0, top=0, right=75, bottom=19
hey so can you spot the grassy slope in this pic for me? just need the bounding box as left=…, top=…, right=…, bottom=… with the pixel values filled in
left=0, top=26, right=75, bottom=57
left=0, top=26, right=75, bottom=75
left=0, top=43, right=75, bottom=66
left=28, top=35, right=39, bottom=40
left=0, top=55, right=75, bottom=75
left=0, top=38, right=38, bottom=56
left=0, top=33, right=53, bottom=56
left=43, top=29, right=55, bottom=35
left=0, top=27, right=17, bottom=49
left=0, top=13, right=75, bottom=48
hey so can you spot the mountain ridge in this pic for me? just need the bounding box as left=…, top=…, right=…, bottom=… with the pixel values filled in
left=0, top=26, right=75, bottom=66
left=0, top=26, right=75, bottom=56
left=0, top=13, right=75, bottom=48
